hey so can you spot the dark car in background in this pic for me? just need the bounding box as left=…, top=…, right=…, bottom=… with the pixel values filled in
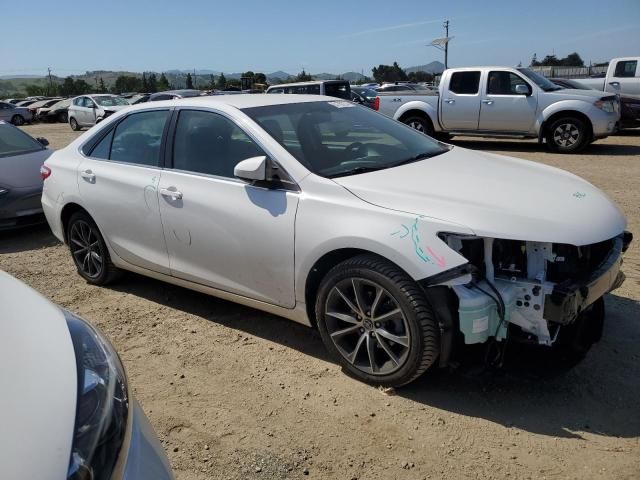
left=148, top=89, right=203, bottom=101
left=0, top=121, right=52, bottom=229
left=551, top=77, right=640, bottom=130
left=350, top=86, right=377, bottom=108
left=37, top=98, right=73, bottom=123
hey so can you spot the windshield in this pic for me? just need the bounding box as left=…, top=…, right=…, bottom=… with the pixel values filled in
left=243, top=101, right=447, bottom=178
left=517, top=68, right=562, bottom=91
left=94, top=96, right=130, bottom=107
left=0, top=123, right=44, bottom=157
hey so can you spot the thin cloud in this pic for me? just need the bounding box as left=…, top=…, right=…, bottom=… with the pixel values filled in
left=343, top=19, right=446, bottom=38
left=558, top=25, right=637, bottom=44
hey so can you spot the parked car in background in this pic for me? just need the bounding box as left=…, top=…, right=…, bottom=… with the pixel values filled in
left=266, top=80, right=351, bottom=100
left=350, top=86, right=377, bottom=108
left=41, top=94, right=630, bottom=387
left=0, top=101, right=34, bottom=125
left=68, top=94, right=130, bottom=130
left=0, top=271, right=174, bottom=480
left=128, top=93, right=151, bottom=104
left=0, top=121, right=51, bottom=229
left=15, top=99, right=38, bottom=107
left=359, top=82, right=380, bottom=89
left=551, top=77, right=640, bottom=130
left=375, top=66, right=620, bottom=152
left=37, top=98, right=72, bottom=123
left=578, top=57, right=640, bottom=95
left=148, top=89, right=202, bottom=101
left=376, top=83, right=429, bottom=93
left=28, top=98, right=62, bottom=119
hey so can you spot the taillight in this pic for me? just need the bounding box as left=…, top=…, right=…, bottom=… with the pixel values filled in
left=40, top=165, right=51, bottom=180
left=373, top=97, right=380, bottom=111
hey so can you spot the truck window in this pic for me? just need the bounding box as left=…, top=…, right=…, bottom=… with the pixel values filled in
left=487, top=71, right=529, bottom=95
left=614, top=60, right=637, bottom=78
left=324, top=82, right=351, bottom=100
left=449, top=72, right=480, bottom=94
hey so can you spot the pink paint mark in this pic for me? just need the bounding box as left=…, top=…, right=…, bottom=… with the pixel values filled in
left=427, top=247, right=446, bottom=268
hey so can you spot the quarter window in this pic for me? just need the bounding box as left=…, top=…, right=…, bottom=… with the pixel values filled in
left=89, top=110, right=169, bottom=165
left=172, top=110, right=265, bottom=178
left=449, top=71, right=480, bottom=94
left=614, top=60, right=637, bottom=78
left=487, top=71, right=529, bottom=95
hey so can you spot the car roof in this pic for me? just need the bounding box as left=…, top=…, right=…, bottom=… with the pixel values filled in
left=129, top=93, right=339, bottom=111
left=268, top=80, right=348, bottom=88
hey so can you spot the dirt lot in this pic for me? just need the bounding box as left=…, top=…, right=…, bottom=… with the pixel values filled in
left=3, top=123, right=640, bottom=479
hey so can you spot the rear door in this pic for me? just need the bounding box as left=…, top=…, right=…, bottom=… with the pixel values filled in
left=439, top=70, right=482, bottom=130
left=0, top=102, right=12, bottom=121
left=157, top=108, right=298, bottom=307
left=478, top=70, right=537, bottom=132
left=77, top=109, right=171, bottom=274
left=609, top=59, right=639, bottom=95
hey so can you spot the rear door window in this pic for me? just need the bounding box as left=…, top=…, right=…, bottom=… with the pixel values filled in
left=449, top=71, right=481, bottom=94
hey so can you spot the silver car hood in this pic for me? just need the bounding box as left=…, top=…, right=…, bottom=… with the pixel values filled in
left=0, top=272, right=77, bottom=479
left=551, top=88, right=613, bottom=100
left=333, top=147, right=626, bottom=246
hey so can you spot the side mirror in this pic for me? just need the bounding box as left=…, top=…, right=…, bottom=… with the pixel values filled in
left=515, top=84, right=530, bottom=95
left=37, top=137, right=49, bottom=147
left=234, top=156, right=267, bottom=182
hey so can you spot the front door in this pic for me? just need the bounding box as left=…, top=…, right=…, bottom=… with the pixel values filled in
left=158, top=109, right=298, bottom=308
left=440, top=70, right=482, bottom=130
left=478, top=70, right=537, bottom=132
left=77, top=109, right=171, bottom=274
left=609, top=59, right=639, bottom=95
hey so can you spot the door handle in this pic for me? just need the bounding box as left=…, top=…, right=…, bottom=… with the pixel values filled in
left=159, top=187, right=183, bottom=200
left=482, top=99, right=494, bottom=105
left=80, top=170, right=96, bottom=182
left=444, top=99, right=455, bottom=104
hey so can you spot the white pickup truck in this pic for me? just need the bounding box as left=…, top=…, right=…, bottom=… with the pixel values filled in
left=374, top=66, right=620, bottom=153
left=579, top=57, right=640, bottom=96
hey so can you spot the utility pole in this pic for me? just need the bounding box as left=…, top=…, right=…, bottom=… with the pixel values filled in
left=47, top=67, right=53, bottom=96
left=443, top=20, right=450, bottom=69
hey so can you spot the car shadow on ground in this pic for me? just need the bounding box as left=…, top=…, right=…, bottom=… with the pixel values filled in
left=112, top=273, right=640, bottom=440
left=450, top=138, right=640, bottom=156
left=0, top=223, right=60, bottom=254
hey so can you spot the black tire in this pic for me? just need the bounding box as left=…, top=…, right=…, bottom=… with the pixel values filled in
left=69, top=117, right=80, bottom=131
left=315, top=254, right=439, bottom=387
left=11, top=114, right=25, bottom=126
left=545, top=116, right=590, bottom=153
left=402, top=114, right=435, bottom=137
left=67, top=211, right=120, bottom=285
left=552, top=298, right=605, bottom=365
left=58, top=111, right=68, bottom=123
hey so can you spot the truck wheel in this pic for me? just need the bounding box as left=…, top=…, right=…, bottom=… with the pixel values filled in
left=545, top=116, right=589, bottom=153
left=315, top=254, right=439, bottom=387
left=69, top=117, right=80, bottom=131
left=403, top=115, right=435, bottom=137
left=11, top=114, right=25, bottom=126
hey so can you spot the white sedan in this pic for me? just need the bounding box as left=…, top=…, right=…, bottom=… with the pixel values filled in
left=41, top=94, right=631, bottom=386
left=0, top=271, right=173, bottom=479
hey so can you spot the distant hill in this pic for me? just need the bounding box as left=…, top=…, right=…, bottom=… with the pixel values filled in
left=266, top=71, right=293, bottom=82
left=342, top=72, right=366, bottom=82
left=405, top=61, right=445, bottom=74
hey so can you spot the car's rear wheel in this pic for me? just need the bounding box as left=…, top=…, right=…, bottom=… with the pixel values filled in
left=402, top=115, right=435, bottom=137
left=11, top=114, right=25, bottom=126
left=315, top=254, right=439, bottom=387
left=70, top=117, right=80, bottom=131
left=58, top=111, right=68, bottom=123
left=67, top=211, right=120, bottom=285
left=545, top=116, right=589, bottom=153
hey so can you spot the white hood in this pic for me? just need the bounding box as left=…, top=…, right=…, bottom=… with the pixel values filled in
left=0, top=272, right=77, bottom=479
left=334, top=147, right=626, bottom=246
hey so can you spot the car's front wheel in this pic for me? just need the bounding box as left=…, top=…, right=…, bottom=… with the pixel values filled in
left=69, top=117, right=80, bottom=131
left=315, top=255, right=439, bottom=387
left=545, top=116, right=589, bottom=153
left=67, top=211, right=120, bottom=285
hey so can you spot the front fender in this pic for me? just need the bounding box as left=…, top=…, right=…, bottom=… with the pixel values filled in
left=394, top=101, right=440, bottom=131
left=534, top=100, right=598, bottom=133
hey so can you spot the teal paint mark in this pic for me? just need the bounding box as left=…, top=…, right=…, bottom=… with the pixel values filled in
left=411, top=218, right=431, bottom=263
left=573, top=192, right=586, bottom=199
left=391, top=224, right=410, bottom=238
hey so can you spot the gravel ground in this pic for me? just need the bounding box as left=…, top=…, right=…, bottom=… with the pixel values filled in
left=3, top=123, right=640, bottom=479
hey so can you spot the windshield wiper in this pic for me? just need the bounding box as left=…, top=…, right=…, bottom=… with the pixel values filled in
left=391, top=150, right=445, bottom=168
left=327, top=166, right=386, bottom=178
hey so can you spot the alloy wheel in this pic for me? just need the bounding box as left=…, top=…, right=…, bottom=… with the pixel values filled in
left=69, top=220, right=104, bottom=279
left=553, top=123, right=580, bottom=148
left=408, top=120, right=425, bottom=133
left=324, top=278, right=411, bottom=375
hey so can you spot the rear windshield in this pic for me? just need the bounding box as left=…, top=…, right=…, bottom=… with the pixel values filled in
left=0, top=123, right=44, bottom=157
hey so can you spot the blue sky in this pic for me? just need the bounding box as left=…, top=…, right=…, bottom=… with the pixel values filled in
left=1, top=0, right=638, bottom=76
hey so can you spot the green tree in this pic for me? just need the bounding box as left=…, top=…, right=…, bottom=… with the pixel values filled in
left=25, top=84, right=48, bottom=96
left=186, top=72, right=194, bottom=89
left=254, top=72, right=267, bottom=84
left=141, top=72, right=149, bottom=92
left=98, top=77, right=107, bottom=93
left=157, top=73, right=171, bottom=91
left=59, top=77, right=76, bottom=96
left=112, top=75, right=142, bottom=94
left=562, top=52, right=584, bottom=67
left=148, top=73, right=158, bottom=92
left=295, top=69, right=313, bottom=82
left=372, top=62, right=407, bottom=83
left=216, top=73, right=227, bottom=89
left=407, top=71, right=433, bottom=83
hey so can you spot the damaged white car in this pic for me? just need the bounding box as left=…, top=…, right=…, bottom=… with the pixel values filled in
left=41, top=95, right=632, bottom=387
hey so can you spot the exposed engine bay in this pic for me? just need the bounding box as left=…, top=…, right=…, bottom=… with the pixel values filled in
left=432, top=232, right=632, bottom=363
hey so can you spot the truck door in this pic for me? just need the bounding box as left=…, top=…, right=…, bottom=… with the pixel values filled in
left=608, top=59, right=639, bottom=96
left=478, top=70, right=537, bottom=132
left=440, top=70, right=481, bottom=130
